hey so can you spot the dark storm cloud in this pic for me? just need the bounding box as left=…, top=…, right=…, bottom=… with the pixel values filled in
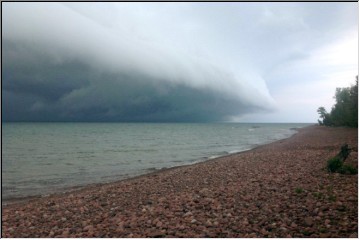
left=2, top=3, right=275, bottom=122
left=3, top=40, right=90, bottom=102
left=3, top=2, right=356, bottom=122
left=3, top=39, right=268, bottom=122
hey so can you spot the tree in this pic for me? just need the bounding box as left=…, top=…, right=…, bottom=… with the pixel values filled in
left=331, top=87, right=351, bottom=126
left=317, top=76, right=358, bottom=127
left=349, top=76, right=358, bottom=127
left=317, top=106, right=332, bottom=126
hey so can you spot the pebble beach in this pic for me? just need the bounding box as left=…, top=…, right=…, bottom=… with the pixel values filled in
left=2, top=125, right=358, bottom=238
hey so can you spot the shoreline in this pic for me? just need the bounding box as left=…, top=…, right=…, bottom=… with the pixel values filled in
left=2, top=126, right=302, bottom=206
left=2, top=125, right=358, bottom=237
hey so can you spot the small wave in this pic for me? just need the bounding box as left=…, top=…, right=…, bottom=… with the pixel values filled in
left=227, top=150, right=241, bottom=154
left=209, top=148, right=254, bottom=158
left=104, top=149, right=157, bottom=153
left=248, top=125, right=261, bottom=131
left=35, top=178, right=66, bottom=185
left=145, top=167, right=158, bottom=171
left=171, top=160, right=184, bottom=163
left=2, top=186, right=18, bottom=192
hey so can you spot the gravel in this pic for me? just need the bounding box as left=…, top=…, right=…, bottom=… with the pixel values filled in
left=2, top=125, right=358, bottom=237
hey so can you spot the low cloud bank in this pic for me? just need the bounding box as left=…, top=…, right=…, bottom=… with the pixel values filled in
left=3, top=3, right=280, bottom=122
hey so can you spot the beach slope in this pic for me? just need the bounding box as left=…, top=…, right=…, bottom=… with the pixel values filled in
left=2, top=125, right=358, bottom=237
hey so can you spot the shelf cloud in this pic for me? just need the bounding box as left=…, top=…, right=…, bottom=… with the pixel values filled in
left=3, top=3, right=357, bottom=122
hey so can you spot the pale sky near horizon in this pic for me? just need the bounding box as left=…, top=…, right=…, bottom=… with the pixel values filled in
left=3, top=2, right=358, bottom=123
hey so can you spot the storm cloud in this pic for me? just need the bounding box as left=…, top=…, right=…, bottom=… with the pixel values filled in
left=3, top=2, right=358, bottom=122
left=3, top=40, right=261, bottom=122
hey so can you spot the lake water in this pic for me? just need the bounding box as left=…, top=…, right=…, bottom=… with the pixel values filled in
left=2, top=122, right=311, bottom=200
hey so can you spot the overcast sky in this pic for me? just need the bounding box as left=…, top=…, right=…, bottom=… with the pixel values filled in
left=3, top=2, right=358, bottom=122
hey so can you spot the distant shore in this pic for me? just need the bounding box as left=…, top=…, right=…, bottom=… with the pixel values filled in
left=2, top=125, right=358, bottom=237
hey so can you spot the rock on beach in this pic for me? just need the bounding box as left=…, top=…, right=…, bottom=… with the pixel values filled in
left=2, top=125, right=358, bottom=238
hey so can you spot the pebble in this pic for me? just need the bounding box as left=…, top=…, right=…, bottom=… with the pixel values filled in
left=304, top=217, right=313, bottom=226
left=62, top=230, right=69, bottom=237
left=313, top=208, right=319, bottom=214
left=349, top=233, right=358, bottom=238
left=184, top=211, right=193, bottom=217
left=249, top=233, right=257, bottom=238
left=149, top=231, right=164, bottom=237
left=156, top=221, right=163, bottom=228
left=83, top=225, right=93, bottom=232
left=260, top=228, right=268, bottom=235
left=205, top=220, right=212, bottom=226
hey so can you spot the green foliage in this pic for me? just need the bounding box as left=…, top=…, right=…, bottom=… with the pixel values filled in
left=317, top=76, right=358, bottom=127
left=336, top=205, right=347, bottom=212
left=328, top=195, right=337, bottom=202
left=317, top=107, right=332, bottom=126
left=327, top=157, right=343, bottom=172
left=295, top=187, right=304, bottom=194
left=301, top=230, right=312, bottom=236
left=312, top=192, right=324, bottom=200
left=338, top=164, right=358, bottom=175
left=337, top=144, right=351, bottom=161
left=327, top=156, right=357, bottom=175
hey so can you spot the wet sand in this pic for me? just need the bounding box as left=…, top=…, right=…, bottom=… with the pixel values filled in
left=2, top=125, right=358, bottom=237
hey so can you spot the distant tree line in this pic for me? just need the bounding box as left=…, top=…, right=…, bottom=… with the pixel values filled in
left=317, top=76, right=358, bottom=128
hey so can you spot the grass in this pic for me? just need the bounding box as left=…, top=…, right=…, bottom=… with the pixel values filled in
left=326, top=186, right=333, bottom=192
left=336, top=205, right=347, bottom=212
left=328, top=195, right=337, bottom=202
left=295, top=187, right=304, bottom=194
left=327, top=156, right=357, bottom=175
left=312, top=192, right=324, bottom=200
left=339, top=165, right=358, bottom=175
left=301, top=230, right=312, bottom=236
left=327, top=157, right=343, bottom=173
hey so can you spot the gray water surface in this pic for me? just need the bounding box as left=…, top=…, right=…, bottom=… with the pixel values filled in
left=2, top=122, right=311, bottom=200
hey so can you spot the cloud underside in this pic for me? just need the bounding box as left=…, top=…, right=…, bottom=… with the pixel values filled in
left=3, top=2, right=358, bottom=122
left=3, top=40, right=267, bottom=122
